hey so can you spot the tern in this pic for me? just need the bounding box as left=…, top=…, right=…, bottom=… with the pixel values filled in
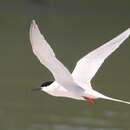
left=30, top=20, right=130, bottom=104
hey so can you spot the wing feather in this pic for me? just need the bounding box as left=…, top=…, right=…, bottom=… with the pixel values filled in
left=72, top=28, right=130, bottom=89
left=30, top=20, right=83, bottom=92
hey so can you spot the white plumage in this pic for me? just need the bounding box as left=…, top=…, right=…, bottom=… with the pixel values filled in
left=30, top=20, right=130, bottom=104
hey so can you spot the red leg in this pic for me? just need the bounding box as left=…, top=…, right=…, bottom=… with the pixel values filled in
left=82, top=96, right=96, bottom=104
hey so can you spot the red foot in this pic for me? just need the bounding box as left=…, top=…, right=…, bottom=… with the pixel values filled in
left=82, top=96, right=96, bottom=104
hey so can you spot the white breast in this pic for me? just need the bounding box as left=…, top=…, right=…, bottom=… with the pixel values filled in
left=42, top=81, right=84, bottom=100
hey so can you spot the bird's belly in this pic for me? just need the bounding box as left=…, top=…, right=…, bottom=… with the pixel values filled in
left=48, top=87, right=83, bottom=100
left=44, top=81, right=84, bottom=100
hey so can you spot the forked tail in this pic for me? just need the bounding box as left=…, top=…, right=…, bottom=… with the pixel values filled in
left=101, top=95, right=130, bottom=104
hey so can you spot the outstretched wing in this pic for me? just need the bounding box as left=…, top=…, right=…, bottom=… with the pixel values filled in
left=30, top=20, right=83, bottom=92
left=72, top=28, right=130, bottom=89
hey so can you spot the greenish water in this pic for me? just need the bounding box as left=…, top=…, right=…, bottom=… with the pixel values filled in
left=0, top=0, right=130, bottom=130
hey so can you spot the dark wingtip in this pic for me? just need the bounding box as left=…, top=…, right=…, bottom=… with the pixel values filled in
left=32, top=87, right=41, bottom=91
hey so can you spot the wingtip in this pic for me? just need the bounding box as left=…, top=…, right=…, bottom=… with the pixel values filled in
left=125, top=27, right=130, bottom=35
left=30, top=19, right=40, bottom=34
left=31, top=19, right=36, bottom=25
left=31, top=19, right=37, bottom=27
left=128, top=27, right=130, bottom=33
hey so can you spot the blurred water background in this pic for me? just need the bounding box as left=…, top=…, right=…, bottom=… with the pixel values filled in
left=0, top=0, right=130, bottom=130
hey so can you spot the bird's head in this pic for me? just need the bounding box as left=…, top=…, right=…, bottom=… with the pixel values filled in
left=32, top=81, right=54, bottom=91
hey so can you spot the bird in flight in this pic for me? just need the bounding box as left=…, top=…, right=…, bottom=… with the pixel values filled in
left=30, top=20, right=130, bottom=104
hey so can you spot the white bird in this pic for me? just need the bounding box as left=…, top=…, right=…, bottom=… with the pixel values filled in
left=30, top=20, right=130, bottom=104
